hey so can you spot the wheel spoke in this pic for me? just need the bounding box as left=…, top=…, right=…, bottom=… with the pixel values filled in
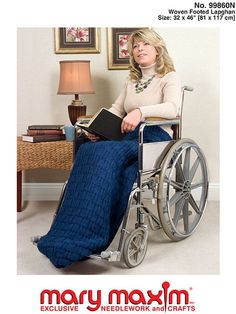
left=189, top=194, right=201, bottom=215
left=131, top=238, right=139, bottom=250
left=189, top=157, right=200, bottom=181
left=173, top=197, right=185, bottom=226
left=129, top=248, right=138, bottom=257
left=169, top=191, right=184, bottom=207
left=129, top=240, right=139, bottom=257
left=191, top=182, right=203, bottom=190
left=183, top=147, right=191, bottom=180
left=129, top=236, right=143, bottom=257
left=175, top=160, right=185, bottom=182
left=182, top=200, right=189, bottom=233
left=165, top=177, right=183, bottom=190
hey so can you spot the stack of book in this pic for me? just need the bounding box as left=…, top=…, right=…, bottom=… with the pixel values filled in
left=22, top=125, right=65, bottom=142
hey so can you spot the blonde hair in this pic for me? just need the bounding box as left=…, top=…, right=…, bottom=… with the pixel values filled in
left=128, top=29, right=175, bottom=81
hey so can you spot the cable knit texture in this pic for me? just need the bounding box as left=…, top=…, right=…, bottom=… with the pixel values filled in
left=37, top=125, right=171, bottom=268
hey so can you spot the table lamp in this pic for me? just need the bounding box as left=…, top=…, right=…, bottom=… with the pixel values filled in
left=57, top=60, right=94, bottom=125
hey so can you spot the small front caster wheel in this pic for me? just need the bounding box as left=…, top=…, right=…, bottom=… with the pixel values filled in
left=123, top=228, right=148, bottom=268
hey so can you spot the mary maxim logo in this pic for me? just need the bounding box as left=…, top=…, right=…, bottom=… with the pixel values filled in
left=40, top=281, right=195, bottom=312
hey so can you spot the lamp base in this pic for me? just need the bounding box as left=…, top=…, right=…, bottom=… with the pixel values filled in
left=68, top=104, right=86, bottom=125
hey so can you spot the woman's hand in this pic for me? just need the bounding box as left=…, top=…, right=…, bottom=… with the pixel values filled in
left=121, top=108, right=142, bottom=133
left=86, top=132, right=100, bottom=142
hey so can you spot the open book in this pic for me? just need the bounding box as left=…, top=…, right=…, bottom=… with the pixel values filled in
left=76, top=108, right=125, bottom=141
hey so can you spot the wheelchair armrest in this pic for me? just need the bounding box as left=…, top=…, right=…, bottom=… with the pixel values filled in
left=144, top=116, right=180, bottom=127
left=138, top=117, right=180, bottom=145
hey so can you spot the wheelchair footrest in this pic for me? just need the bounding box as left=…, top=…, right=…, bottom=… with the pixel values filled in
left=100, top=250, right=121, bottom=262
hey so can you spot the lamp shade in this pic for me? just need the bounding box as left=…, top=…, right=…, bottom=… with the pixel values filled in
left=57, top=60, right=94, bottom=95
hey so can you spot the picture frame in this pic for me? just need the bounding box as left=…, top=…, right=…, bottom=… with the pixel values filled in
left=107, top=28, right=143, bottom=70
left=54, top=28, right=100, bottom=54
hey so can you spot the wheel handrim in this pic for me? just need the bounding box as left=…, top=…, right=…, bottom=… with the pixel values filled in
left=158, top=139, right=208, bottom=241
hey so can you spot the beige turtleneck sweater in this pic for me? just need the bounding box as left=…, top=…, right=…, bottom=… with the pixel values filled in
left=109, top=63, right=181, bottom=136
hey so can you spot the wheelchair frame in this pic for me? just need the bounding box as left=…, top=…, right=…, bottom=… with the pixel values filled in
left=92, top=86, right=209, bottom=267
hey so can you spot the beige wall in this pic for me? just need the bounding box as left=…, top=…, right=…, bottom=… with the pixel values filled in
left=17, top=28, right=219, bottom=185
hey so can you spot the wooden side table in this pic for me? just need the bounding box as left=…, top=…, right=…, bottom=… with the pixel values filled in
left=17, top=137, right=73, bottom=212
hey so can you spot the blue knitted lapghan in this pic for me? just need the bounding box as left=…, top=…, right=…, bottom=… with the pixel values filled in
left=37, top=125, right=171, bottom=268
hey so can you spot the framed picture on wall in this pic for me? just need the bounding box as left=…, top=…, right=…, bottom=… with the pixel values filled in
left=107, top=28, right=143, bottom=70
left=54, top=28, right=100, bottom=54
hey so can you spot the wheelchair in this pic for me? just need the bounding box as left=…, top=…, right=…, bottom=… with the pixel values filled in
left=34, top=86, right=208, bottom=268
left=93, top=85, right=209, bottom=267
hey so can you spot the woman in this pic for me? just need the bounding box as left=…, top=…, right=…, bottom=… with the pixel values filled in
left=37, top=29, right=181, bottom=268
left=88, top=28, right=181, bottom=140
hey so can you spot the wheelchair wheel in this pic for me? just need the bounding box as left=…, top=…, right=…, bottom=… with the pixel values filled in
left=123, top=228, right=148, bottom=268
left=157, top=138, right=208, bottom=241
